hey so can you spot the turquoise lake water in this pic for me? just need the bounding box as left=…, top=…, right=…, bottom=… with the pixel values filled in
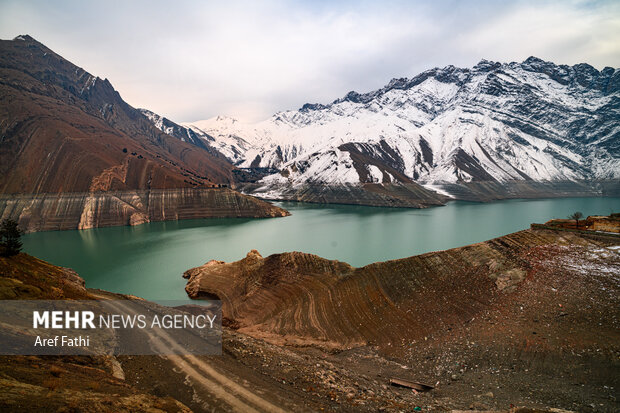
left=22, top=197, right=619, bottom=301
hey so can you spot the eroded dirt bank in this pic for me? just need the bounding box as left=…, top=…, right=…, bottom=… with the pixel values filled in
left=183, top=226, right=620, bottom=412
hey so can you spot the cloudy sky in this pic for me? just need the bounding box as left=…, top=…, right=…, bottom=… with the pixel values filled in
left=1, top=0, right=619, bottom=122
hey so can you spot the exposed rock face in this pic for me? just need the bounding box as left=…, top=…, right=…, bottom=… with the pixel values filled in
left=0, top=188, right=289, bottom=232
left=0, top=35, right=234, bottom=195
left=433, top=179, right=620, bottom=202
left=243, top=178, right=618, bottom=206
left=184, top=227, right=620, bottom=351
left=138, top=108, right=228, bottom=161
left=590, top=214, right=620, bottom=232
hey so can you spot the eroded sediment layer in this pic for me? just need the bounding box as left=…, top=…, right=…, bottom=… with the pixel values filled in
left=184, top=227, right=620, bottom=352
left=0, top=188, right=289, bottom=232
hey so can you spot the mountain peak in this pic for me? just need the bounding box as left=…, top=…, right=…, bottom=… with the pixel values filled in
left=13, top=34, right=36, bottom=42
left=523, top=56, right=546, bottom=64
left=520, top=56, right=560, bottom=73
left=473, top=59, right=500, bottom=72
left=300, top=102, right=328, bottom=112
left=386, top=77, right=410, bottom=89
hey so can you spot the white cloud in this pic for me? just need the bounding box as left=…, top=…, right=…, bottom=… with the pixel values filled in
left=0, top=0, right=618, bottom=122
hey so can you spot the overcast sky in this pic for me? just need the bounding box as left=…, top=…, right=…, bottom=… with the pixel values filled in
left=1, top=0, right=619, bottom=122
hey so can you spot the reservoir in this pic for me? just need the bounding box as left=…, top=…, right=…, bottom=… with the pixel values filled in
left=22, top=197, right=619, bottom=301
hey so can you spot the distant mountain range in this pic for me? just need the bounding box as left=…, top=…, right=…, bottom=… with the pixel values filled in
left=167, top=56, right=619, bottom=201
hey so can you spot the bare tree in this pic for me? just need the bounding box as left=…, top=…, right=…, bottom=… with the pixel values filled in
left=568, top=211, right=583, bottom=229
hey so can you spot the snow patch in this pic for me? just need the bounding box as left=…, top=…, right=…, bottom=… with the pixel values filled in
left=421, top=184, right=453, bottom=198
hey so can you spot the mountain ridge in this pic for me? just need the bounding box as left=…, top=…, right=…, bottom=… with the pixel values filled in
left=0, top=34, right=235, bottom=194
left=178, top=56, right=619, bottom=202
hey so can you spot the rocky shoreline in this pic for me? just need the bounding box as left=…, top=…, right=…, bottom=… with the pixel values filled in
left=241, top=179, right=620, bottom=207
left=0, top=188, right=289, bottom=232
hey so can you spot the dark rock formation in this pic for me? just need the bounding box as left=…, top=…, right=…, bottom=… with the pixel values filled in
left=434, top=179, right=620, bottom=202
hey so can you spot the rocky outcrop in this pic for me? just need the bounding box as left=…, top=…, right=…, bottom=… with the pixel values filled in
left=0, top=188, right=289, bottom=232
left=184, top=227, right=620, bottom=351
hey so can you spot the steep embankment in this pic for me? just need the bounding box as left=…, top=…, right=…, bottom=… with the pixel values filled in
left=0, top=188, right=289, bottom=232
left=183, top=225, right=620, bottom=410
left=184, top=228, right=620, bottom=352
left=2, top=228, right=618, bottom=411
left=0, top=254, right=372, bottom=412
left=0, top=255, right=301, bottom=413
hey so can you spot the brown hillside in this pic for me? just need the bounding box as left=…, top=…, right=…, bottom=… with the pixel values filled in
left=184, top=228, right=620, bottom=354
left=182, top=227, right=620, bottom=410
left=0, top=35, right=234, bottom=194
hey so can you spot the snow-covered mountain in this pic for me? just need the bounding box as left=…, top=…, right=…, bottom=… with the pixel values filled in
left=182, top=57, right=618, bottom=199
left=138, top=108, right=230, bottom=161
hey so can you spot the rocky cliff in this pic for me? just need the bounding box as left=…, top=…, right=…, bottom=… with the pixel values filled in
left=239, top=182, right=448, bottom=208
left=0, top=188, right=289, bottom=232
left=436, top=179, right=620, bottom=202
